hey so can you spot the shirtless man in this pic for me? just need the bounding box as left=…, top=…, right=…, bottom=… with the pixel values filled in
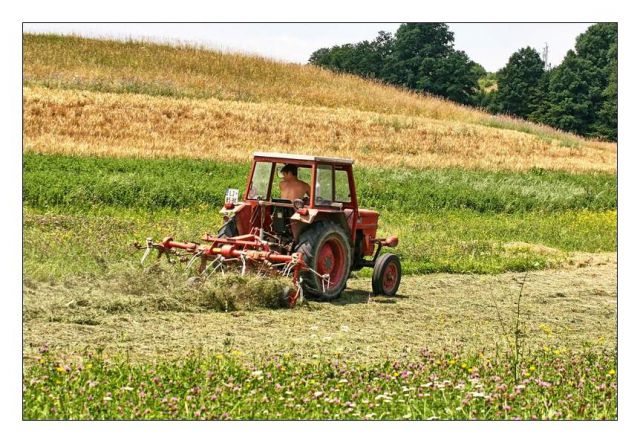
left=279, top=164, right=310, bottom=201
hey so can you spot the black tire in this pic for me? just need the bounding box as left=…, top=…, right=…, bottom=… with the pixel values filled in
left=294, top=221, right=352, bottom=301
left=217, top=217, right=238, bottom=238
left=372, top=253, right=401, bottom=296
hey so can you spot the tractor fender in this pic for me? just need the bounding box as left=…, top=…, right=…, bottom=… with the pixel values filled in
left=291, top=209, right=351, bottom=243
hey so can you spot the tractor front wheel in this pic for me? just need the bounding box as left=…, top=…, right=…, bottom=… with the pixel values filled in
left=218, top=217, right=238, bottom=238
left=295, top=221, right=352, bottom=301
left=372, top=253, right=401, bottom=296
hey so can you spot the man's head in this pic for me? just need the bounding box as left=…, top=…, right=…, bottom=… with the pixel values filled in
left=280, top=164, right=298, bottom=179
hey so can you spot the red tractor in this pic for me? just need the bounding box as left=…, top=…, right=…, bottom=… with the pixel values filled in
left=138, top=152, right=401, bottom=306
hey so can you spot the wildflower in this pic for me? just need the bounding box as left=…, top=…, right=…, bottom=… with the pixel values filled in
left=608, top=369, right=616, bottom=376
left=314, top=391, right=324, bottom=398
left=529, top=365, right=536, bottom=372
left=251, top=370, right=263, bottom=377
left=338, top=379, right=348, bottom=384
left=340, top=325, right=350, bottom=332
left=537, top=380, right=552, bottom=388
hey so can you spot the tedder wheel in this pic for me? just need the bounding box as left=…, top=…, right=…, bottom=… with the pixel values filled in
left=372, top=253, right=401, bottom=296
left=217, top=217, right=238, bottom=238
left=294, top=221, right=352, bottom=301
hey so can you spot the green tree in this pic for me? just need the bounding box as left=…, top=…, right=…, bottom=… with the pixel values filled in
left=540, top=50, right=601, bottom=135
left=494, top=47, right=545, bottom=118
left=538, top=23, right=617, bottom=140
left=382, top=23, right=482, bottom=104
left=596, top=42, right=617, bottom=140
left=381, top=23, right=454, bottom=88
left=416, top=50, right=483, bottom=104
left=309, top=31, right=393, bottom=79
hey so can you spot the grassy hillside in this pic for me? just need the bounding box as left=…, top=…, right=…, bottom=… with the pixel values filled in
left=23, top=33, right=615, bottom=172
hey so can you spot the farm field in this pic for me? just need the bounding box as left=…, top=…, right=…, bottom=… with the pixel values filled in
left=22, top=34, right=617, bottom=419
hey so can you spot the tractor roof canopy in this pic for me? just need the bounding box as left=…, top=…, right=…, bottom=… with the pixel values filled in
left=253, top=152, right=354, bottom=165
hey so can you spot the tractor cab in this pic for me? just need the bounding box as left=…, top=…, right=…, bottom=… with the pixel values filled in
left=221, top=152, right=360, bottom=247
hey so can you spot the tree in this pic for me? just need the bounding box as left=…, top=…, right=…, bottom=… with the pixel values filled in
left=381, top=23, right=454, bottom=88
left=537, top=23, right=617, bottom=140
left=494, top=47, right=545, bottom=118
left=416, top=50, right=483, bottom=104
left=309, top=31, right=393, bottom=79
left=382, top=23, right=482, bottom=103
left=539, top=50, right=601, bottom=135
left=594, top=42, right=617, bottom=140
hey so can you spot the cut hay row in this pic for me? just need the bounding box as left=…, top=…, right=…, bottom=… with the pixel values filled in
left=24, top=86, right=616, bottom=173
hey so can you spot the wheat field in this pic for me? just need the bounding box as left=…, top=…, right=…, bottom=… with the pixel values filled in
left=23, top=33, right=616, bottom=172
left=24, top=86, right=615, bottom=172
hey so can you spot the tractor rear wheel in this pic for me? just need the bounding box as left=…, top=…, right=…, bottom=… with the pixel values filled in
left=372, top=253, right=401, bottom=296
left=295, top=221, right=352, bottom=301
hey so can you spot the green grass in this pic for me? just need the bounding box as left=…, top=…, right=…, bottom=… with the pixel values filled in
left=23, top=347, right=617, bottom=420
left=24, top=153, right=616, bottom=213
left=23, top=153, right=616, bottom=279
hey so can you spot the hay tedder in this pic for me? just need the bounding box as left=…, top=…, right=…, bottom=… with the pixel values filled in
left=135, top=152, right=401, bottom=306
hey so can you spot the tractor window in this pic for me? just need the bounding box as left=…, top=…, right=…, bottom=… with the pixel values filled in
left=315, top=165, right=333, bottom=205
left=247, top=161, right=272, bottom=200
left=271, top=163, right=312, bottom=200
left=335, top=170, right=351, bottom=202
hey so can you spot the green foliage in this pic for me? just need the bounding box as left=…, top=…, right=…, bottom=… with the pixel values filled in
left=535, top=24, right=617, bottom=140
left=494, top=47, right=546, bottom=118
left=24, top=154, right=616, bottom=213
left=23, top=347, right=617, bottom=419
left=308, top=31, right=393, bottom=79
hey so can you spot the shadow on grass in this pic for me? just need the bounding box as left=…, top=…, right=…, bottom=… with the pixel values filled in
left=321, top=288, right=408, bottom=306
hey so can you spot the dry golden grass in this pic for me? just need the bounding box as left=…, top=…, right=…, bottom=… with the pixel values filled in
left=22, top=33, right=616, bottom=172
left=24, top=86, right=616, bottom=172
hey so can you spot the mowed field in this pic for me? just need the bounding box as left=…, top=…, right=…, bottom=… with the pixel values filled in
left=22, top=34, right=617, bottom=419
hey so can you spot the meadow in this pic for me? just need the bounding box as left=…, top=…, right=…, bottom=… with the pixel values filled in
left=24, top=153, right=616, bottom=278
left=22, top=34, right=617, bottom=420
left=24, top=347, right=616, bottom=420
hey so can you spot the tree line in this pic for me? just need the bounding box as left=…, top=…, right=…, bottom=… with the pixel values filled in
left=309, top=23, right=617, bottom=141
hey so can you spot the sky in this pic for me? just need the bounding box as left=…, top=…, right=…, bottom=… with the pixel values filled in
left=22, top=23, right=593, bottom=72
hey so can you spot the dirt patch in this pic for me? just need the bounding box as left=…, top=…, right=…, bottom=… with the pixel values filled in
left=23, top=253, right=616, bottom=364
